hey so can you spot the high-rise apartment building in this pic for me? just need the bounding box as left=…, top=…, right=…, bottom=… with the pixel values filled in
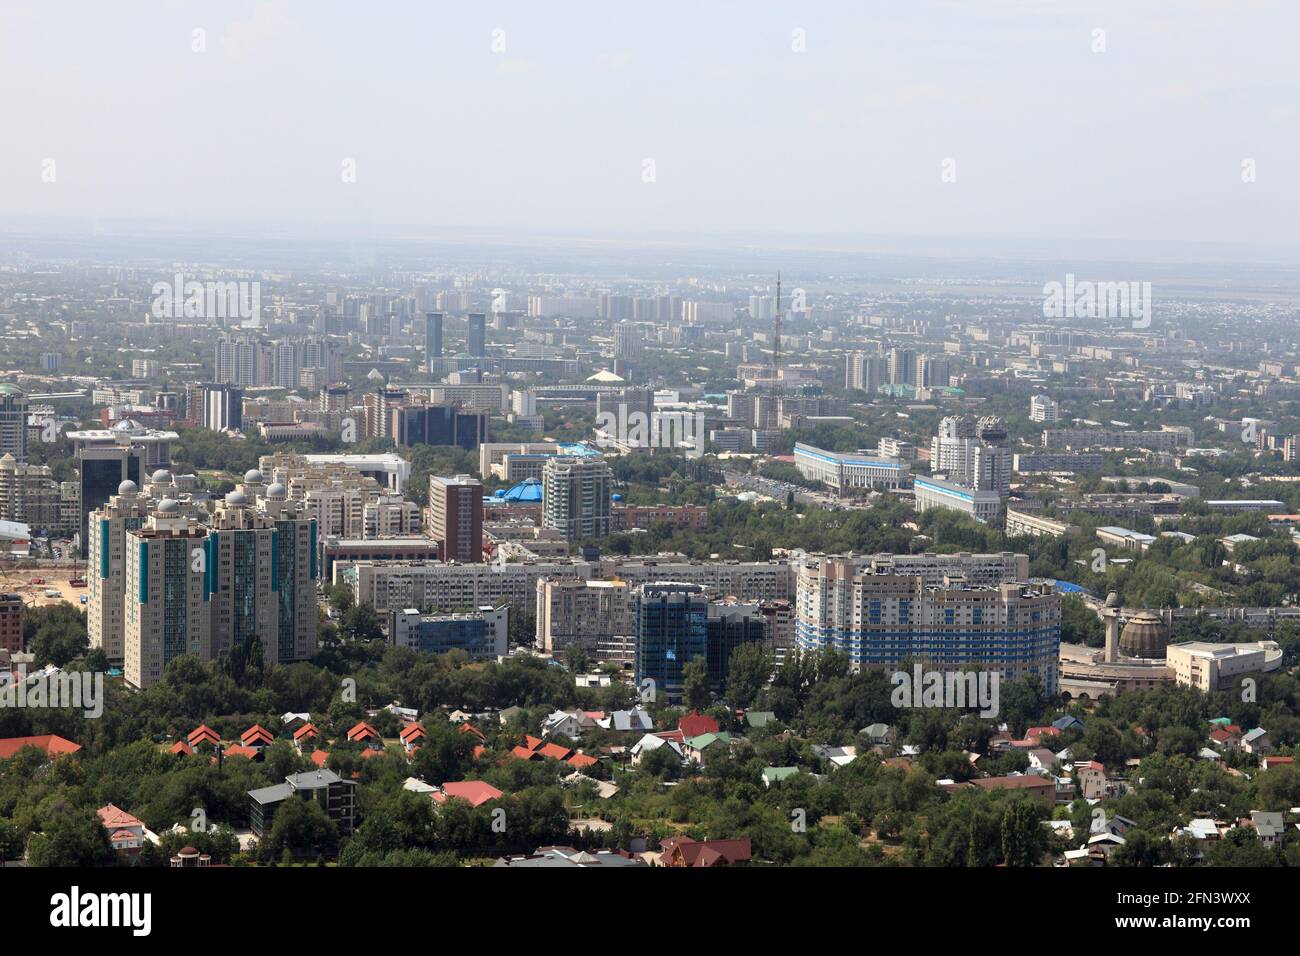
left=87, top=479, right=152, bottom=666
left=123, top=501, right=211, bottom=689
left=1029, top=394, right=1059, bottom=423
left=428, top=474, right=483, bottom=563
left=542, top=458, right=613, bottom=541
left=794, top=558, right=1060, bottom=692
left=930, top=416, right=1012, bottom=497
left=846, top=353, right=886, bottom=393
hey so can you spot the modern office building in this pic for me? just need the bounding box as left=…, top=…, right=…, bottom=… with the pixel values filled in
left=1012, top=453, right=1104, bottom=474
left=391, top=403, right=487, bottom=450
left=388, top=605, right=508, bottom=660
left=202, top=383, right=243, bottom=432
left=428, top=474, right=483, bottom=563
left=793, top=443, right=907, bottom=492
left=425, top=312, right=444, bottom=367
left=77, top=443, right=146, bottom=557
left=467, top=312, right=486, bottom=357
left=542, top=457, right=613, bottom=541
left=794, top=558, right=1060, bottom=692
left=913, top=476, right=1004, bottom=524
left=704, top=602, right=769, bottom=694
left=0, top=385, right=28, bottom=461
left=634, top=583, right=708, bottom=702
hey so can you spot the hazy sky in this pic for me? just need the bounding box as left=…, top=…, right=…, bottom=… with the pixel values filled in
left=2, top=0, right=1296, bottom=250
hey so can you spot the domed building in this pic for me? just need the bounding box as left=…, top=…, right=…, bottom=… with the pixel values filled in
left=1119, top=611, right=1169, bottom=659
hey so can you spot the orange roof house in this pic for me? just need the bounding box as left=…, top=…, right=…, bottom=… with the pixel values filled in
left=346, top=722, right=382, bottom=748
left=567, top=752, right=599, bottom=770
left=0, top=734, right=82, bottom=759
left=310, top=750, right=330, bottom=768
left=187, top=725, right=221, bottom=748
left=169, top=740, right=194, bottom=756
left=399, top=723, right=428, bottom=752
left=537, top=742, right=573, bottom=762
left=432, top=780, right=503, bottom=808
left=292, top=723, right=320, bottom=749
left=97, top=804, right=146, bottom=854
left=678, top=711, right=719, bottom=739
left=457, top=722, right=486, bottom=741
left=240, top=725, right=275, bottom=749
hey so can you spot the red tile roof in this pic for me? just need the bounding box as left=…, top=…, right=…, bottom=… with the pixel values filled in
left=186, top=725, right=220, bottom=747
left=537, top=742, right=572, bottom=761
left=292, top=723, right=320, bottom=741
left=223, top=744, right=260, bottom=760
left=310, top=750, right=329, bottom=768
left=399, top=723, right=427, bottom=743
left=346, top=721, right=381, bottom=742
left=509, top=745, right=536, bottom=760
left=0, top=734, right=81, bottom=759
left=567, top=753, right=598, bottom=769
left=169, top=740, right=193, bottom=756
left=97, top=803, right=144, bottom=830
left=660, top=836, right=751, bottom=867
left=678, top=712, right=719, bottom=738
left=432, top=780, right=503, bottom=808
left=457, top=722, right=486, bottom=741
left=240, top=724, right=274, bottom=746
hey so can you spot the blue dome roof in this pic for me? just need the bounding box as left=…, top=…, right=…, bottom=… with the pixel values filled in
left=496, top=478, right=543, bottom=503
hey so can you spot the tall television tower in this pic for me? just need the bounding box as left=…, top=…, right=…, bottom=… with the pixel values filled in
left=771, top=272, right=782, bottom=404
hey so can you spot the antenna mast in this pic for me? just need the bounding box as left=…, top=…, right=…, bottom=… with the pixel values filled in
left=771, top=272, right=782, bottom=400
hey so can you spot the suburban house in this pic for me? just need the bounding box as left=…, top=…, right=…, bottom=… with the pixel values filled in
left=432, top=780, right=503, bottom=808
left=346, top=721, right=383, bottom=751
left=292, top=723, right=321, bottom=752
left=399, top=723, right=427, bottom=754
left=631, top=733, right=684, bottom=766
left=1242, top=728, right=1272, bottom=755
left=683, top=732, right=732, bottom=767
left=599, top=707, right=654, bottom=733
left=240, top=724, right=275, bottom=753
left=496, top=846, right=645, bottom=867
left=967, top=775, right=1056, bottom=805
left=186, top=725, right=221, bottom=750
left=1248, top=811, right=1284, bottom=847
left=657, top=836, right=752, bottom=867
left=97, top=803, right=147, bottom=855
left=1076, top=761, right=1107, bottom=801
